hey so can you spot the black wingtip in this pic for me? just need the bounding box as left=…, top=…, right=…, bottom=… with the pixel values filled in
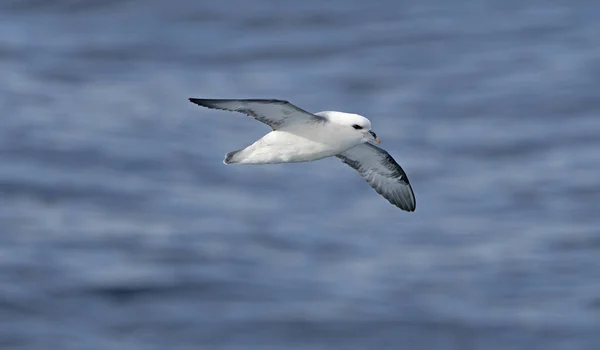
left=189, top=98, right=216, bottom=109
left=406, top=188, right=416, bottom=212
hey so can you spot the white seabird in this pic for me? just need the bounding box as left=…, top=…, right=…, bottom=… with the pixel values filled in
left=188, top=98, right=416, bottom=212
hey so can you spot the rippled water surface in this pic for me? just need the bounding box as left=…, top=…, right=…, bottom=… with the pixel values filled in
left=1, top=1, right=600, bottom=349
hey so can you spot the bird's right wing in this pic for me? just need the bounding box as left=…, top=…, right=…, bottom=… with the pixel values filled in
left=188, top=98, right=325, bottom=130
left=337, top=143, right=416, bottom=212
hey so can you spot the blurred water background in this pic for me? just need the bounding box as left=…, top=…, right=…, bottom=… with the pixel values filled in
left=1, top=0, right=600, bottom=349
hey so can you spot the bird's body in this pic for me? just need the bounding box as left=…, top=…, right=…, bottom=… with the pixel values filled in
left=188, top=98, right=416, bottom=212
left=226, top=116, right=362, bottom=164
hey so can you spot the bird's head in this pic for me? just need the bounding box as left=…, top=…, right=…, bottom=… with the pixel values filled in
left=316, top=111, right=380, bottom=144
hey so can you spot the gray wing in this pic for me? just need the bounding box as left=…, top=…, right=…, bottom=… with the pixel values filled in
left=188, top=98, right=325, bottom=130
left=337, top=143, right=416, bottom=212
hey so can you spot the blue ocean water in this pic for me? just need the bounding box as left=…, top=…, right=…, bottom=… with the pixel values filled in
left=1, top=1, right=599, bottom=349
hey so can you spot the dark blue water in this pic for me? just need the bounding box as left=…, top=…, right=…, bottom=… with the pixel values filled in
left=1, top=1, right=599, bottom=349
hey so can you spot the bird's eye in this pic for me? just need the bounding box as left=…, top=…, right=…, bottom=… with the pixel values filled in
left=352, top=124, right=363, bottom=130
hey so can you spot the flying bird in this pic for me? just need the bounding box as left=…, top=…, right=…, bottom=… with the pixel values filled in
left=188, top=98, right=416, bottom=212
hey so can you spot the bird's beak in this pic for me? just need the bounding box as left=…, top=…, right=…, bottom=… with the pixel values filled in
left=368, top=130, right=381, bottom=144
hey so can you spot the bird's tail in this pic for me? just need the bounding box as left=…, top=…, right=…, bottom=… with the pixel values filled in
left=223, top=150, right=242, bottom=164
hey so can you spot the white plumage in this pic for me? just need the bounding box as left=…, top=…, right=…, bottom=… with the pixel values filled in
left=189, top=98, right=416, bottom=212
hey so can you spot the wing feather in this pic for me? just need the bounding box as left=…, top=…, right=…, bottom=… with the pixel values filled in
left=188, top=98, right=324, bottom=130
left=337, top=143, right=416, bottom=212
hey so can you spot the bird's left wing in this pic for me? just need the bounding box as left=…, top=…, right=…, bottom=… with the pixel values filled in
left=337, top=143, right=416, bottom=212
left=188, top=98, right=325, bottom=130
